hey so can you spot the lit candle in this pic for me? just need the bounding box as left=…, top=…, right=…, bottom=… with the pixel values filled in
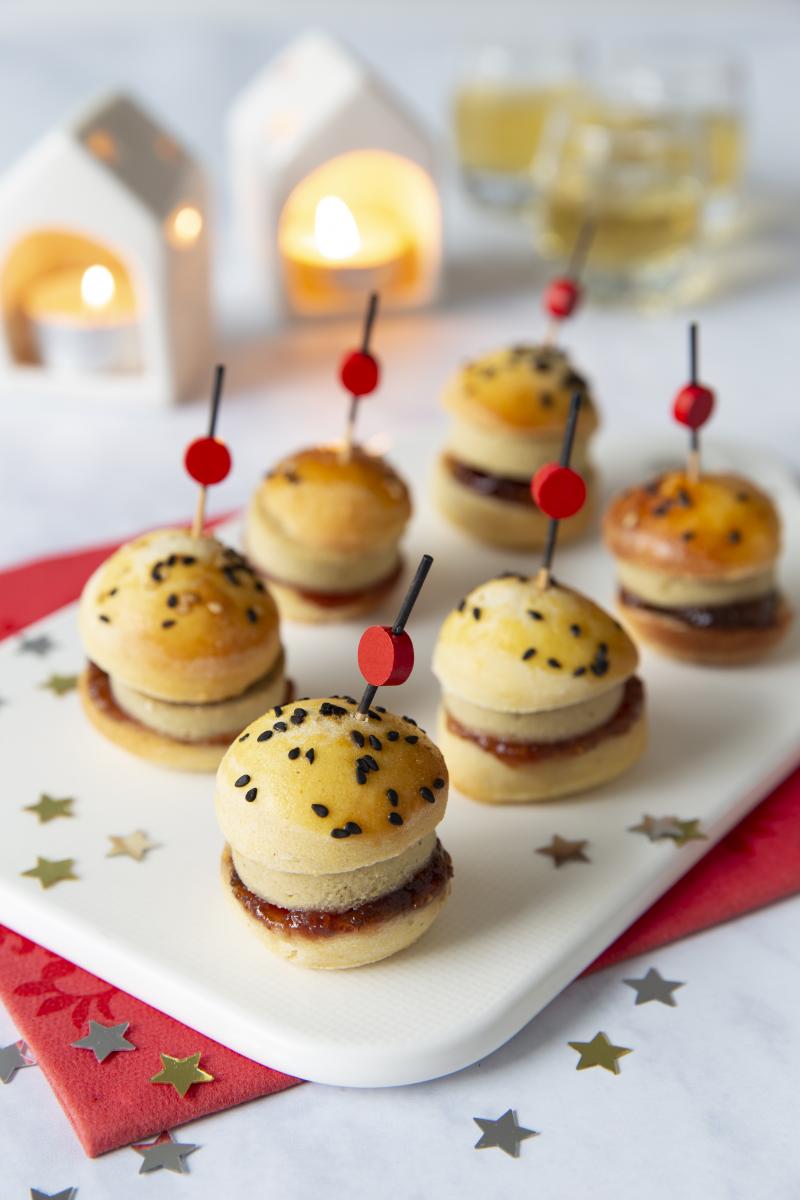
left=279, top=194, right=412, bottom=307
left=21, top=262, right=141, bottom=373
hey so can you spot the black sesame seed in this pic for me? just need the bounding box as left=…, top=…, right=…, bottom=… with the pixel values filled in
left=312, top=803, right=328, bottom=817
left=540, top=392, right=554, bottom=408
left=570, top=624, right=582, bottom=637
left=573, top=666, right=587, bottom=677
left=273, top=721, right=288, bottom=732
left=590, top=658, right=610, bottom=677
left=98, top=614, right=111, bottom=623
left=677, top=488, right=692, bottom=508
left=150, top=562, right=164, bottom=582
left=388, top=812, right=404, bottom=826
left=108, top=587, right=118, bottom=596
left=405, top=735, right=419, bottom=744
left=166, top=554, right=178, bottom=567
left=345, top=822, right=362, bottom=835
left=254, top=580, right=266, bottom=592
left=528, top=609, right=544, bottom=621
left=457, top=599, right=466, bottom=613
left=288, top=747, right=300, bottom=760
left=547, top=657, right=562, bottom=669
left=166, top=593, right=179, bottom=608
left=238, top=733, right=250, bottom=742
left=257, top=730, right=273, bottom=742
left=387, top=731, right=400, bottom=742
left=652, top=501, right=671, bottom=516
left=223, top=566, right=241, bottom=586
left=362, top=754, right=379, bottom=772
left=235, top=774, right=251, bottom=788
left=331, top=827, right=350, bottom=839
left=433, top=777, right=445, bottom=789
left=728, top=529, right=742, bottom=544
left=342, top=695, right=357, bottom=705
left=375, top=705, right=386, bottom=713
left=386, top=788, right=399, bottom=806
left=290, top=708, right=307, bottom=725
left=369, top=735, right=382, bottom=751
left=420, top=787, right=435, bottom=803
left=598, top=642, right=608, bottom=654
left=305, top=748, right=315, bottom=764
left=522, top=648, right=536, bottom=661
left=736, top=491, right=749, bottom=502
left=350, top=730, right=365, bottom=748
left=367, top=709, right=382, bottom=721
left=472, top=607, right=481, bottom=620
left=245, top=787, right=257, bottom=802
left=182, top=555, right=196, bottom=565
left=403, top=715, right=418, bottom=726
left=274, top=706, right=283, bottom=716
left=162, top=619, right=176, bottom=628
left=246, top=608, right=258, bottom=623
left=681, top=530, right=696, bottom=541
left=356, top=768, right=367, bottom=785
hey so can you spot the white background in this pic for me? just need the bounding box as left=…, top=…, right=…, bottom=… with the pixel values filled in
left=1, top=3, right=799, bottom=1197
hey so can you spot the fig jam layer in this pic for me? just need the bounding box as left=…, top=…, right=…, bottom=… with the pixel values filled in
left=444, top=454, right=537, bottom=507
left=85, top=661, right=292, bottom=747
left=445, top=676, right=644, bottom=766
left=256, top=558, right=402, bottom=609
left=229, top=840, right=453, bottom=939
left=619, top=587, right=782, bottom=631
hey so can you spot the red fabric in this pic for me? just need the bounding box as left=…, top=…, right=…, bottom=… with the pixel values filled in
left=1, top=527, right=799, bottom=1157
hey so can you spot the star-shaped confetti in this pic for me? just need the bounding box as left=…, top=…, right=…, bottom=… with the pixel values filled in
left=672, top=819, right=707, bottom=847
left=150, top=1051, right=213, bottom=1098
left=107, top=831, right=157, bottom=862
left=21, top=857, right=78, bottom=889
left=0, top=1039, right=35, bottom=1083
left=71, top=1020, right=136, bottom=1063
left=623, top=967, right=685, bottom=1007
left=24, top=794, right=75, bottom=824
left=133, top=1130, right=200, bottom=1174
left=30, top=1189, right=76, bottom=1200
left=473, top=1109, right=538, bottom=1157
left=40, top=673, right=78, bottom=696
left=18, top=634, right=56, bottom=656
left=536, top=834, right=590, bottom=867
left=628, top=814, right=684, bottom=842
left=568, top=1031, right=632, bottom=1074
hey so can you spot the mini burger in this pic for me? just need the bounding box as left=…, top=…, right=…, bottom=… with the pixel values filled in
left=433, top=343, right=599, bottom=549
left=603, top=470, right=792, bottom=665
left=215, top=697, right=452, bottom=969
left=245, top=446, right=412, bottom=623
left=78, top=528, right=287, bottom=771
left=433, top=573, right=646, bottom=803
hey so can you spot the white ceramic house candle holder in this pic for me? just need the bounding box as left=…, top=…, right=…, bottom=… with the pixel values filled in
left=228, top=31, right=442, bottom=318
left=0, top=93, right=211, bottom=405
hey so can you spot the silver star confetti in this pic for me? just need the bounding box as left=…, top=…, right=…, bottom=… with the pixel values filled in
left=30, top=1190, right=77, bottom=1200
left=473, top=1109, right=538, bottom=1157
left=628, top=814, right=684, bottom=842
left=133, top=1131, right=199, bottom=1174
left=18, top=635, right=56, bottom=656
left=623, top=967, right=685, bottom=1007
left=536, top=834, right=590, bottom=867
left=71, top=1020, right=136, bottom=1063
left=107, top=831, right=157, bottom=862
left=0, top=1039, right=35, bottom=1083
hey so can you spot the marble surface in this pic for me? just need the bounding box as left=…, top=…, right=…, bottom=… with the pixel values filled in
left=2, top=5, right=800, bottom=1197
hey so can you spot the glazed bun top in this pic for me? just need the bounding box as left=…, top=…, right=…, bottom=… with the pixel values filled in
left=442, top=343, right=599, bottom=436
left=79, top=529, right=281, bottom=704
left=603, top=470, right=781, bottom=578
left=253, top=446, right=411, bottom=555
left=215, top=698, right=448, bottom=874
left=433, top=574, right=638, bottom=713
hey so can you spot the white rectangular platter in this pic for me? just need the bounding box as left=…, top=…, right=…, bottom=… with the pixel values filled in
left=1, top=433, right=798, bottom=1087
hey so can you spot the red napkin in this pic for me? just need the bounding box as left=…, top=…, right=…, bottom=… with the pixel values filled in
left=2, top=531, right=799, bottom=1157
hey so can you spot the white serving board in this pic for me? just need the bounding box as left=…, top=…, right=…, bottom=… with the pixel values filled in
left=1, top=433, right=798, bottom=1087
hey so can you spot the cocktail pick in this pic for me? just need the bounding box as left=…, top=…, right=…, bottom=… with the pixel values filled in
left=542, top=218, right=594, bottom=344
left=672, top=321, right=715, bottom=484
left=339, top=291, right=380, bottom=456
left=531, top=392, right=586, bottom=590
left=184, top=363, right=232, bottom=537
left=356, top=553, right=433, bottom=717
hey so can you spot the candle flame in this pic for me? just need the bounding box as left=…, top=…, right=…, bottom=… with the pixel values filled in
left=314, top=195, right=361, bottom=261
left=80, top=264, right=115, bottom=310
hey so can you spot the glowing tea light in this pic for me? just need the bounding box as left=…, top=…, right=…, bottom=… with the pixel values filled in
left=280, top=193, right=411, bottom=300
left=168, top=204, right=203, bottom=247
left=21, top=261, right=141, bottom=374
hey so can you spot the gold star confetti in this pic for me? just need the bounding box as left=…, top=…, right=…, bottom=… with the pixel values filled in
left=568, top=1031, right=632, bottom=1074
left=21, top=857, right=78, bottom=889
left=536, top=834, right=590, bottom=867
left=40, top=673, right=78, bottom=696
left=24, top=794, right=75, bottom=824
left=107, top=831, right=157, bottom=862
left=672, top=819, right=707, bottom=847
left=628, top=814, right=684, bottom=842
left=150, top=1052, right=213, bottom=1098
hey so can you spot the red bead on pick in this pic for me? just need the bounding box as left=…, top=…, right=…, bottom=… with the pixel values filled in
left=532, top=463, right=586, bottom=519
left=184, top=436, right=232, bottom=486
left=358, top=626, right=414, bottom=687
left=673, top=383, right=714, bottom=430
left=340, top=350, right=380, bottom=397
left=544, top=277, right=582, bottom=319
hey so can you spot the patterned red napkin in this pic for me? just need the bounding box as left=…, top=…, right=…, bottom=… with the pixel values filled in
left=2, top=531, right=799, bottom=1157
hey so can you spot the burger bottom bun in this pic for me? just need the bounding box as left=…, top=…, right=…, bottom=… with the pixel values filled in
left=79, top=665, right=290, bottom=773
left=265, top=564, right=402, bottom=625
left=433, top=455, right=594, bottom=549
left=221, top=845, right=450, bottom=969
left=617, top=593, right=793, bottom=666
left=437, top=705, right=647, bottom=803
